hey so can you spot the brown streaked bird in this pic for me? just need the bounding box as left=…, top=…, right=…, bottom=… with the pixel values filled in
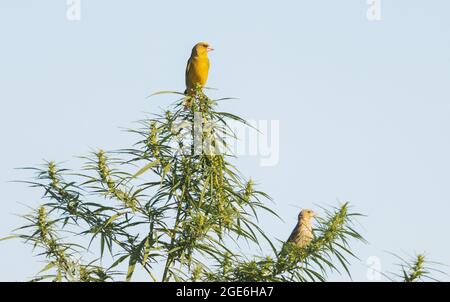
left=184, top=42, right=214, bottom=95
left=287, top=209, right=316, bottom=248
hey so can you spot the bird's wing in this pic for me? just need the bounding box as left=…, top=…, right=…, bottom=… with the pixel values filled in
left=185, top=57, right=192, bottom=88
left=287, top=225, right=298, bottom=243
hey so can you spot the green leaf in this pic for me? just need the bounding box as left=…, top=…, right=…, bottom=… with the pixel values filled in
left=0, top=235, right=17, bottom=241
left=147, top=91, right=185, bottom=98
left=142, top=236, right=151, bottom=266
left=109, top=254, right=130, bottom=270
left=56, top=269, right=62, bottom=282
left=132, top=160, right=160, bottom=178
left=126, top=253, right=138, bottom=282
left=160, top=162, right=172, bottom=186
left=38, top=262, right=56, bottom=274
left=105, top=212, right=126, bottom=227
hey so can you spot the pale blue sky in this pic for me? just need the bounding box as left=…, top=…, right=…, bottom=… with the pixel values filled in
left=1, top=0, right=450, bottom=281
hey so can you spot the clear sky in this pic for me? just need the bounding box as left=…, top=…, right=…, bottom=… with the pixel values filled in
left=1, top=0, right=450, bottom=281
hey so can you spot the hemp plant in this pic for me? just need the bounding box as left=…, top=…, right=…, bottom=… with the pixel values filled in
left=2, top=88, right=442, bottom=281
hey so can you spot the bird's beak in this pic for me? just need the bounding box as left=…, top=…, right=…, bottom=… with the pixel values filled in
left=207, top=47, right=214, bottom=52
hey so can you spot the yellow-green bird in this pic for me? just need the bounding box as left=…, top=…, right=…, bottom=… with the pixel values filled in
left=184, top=42, right=214, bottom=95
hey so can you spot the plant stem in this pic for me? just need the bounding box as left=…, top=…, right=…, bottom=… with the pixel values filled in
left=162, top=198, right=183, bottom=282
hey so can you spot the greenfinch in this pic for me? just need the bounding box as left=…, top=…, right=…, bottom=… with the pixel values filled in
left=184, top=42, right=214, bottom=95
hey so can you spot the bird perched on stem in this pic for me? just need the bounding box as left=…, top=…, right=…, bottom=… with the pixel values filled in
left=184, top=42, right=214, bottom=100
left=287, top=209, right=316, bottom=248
